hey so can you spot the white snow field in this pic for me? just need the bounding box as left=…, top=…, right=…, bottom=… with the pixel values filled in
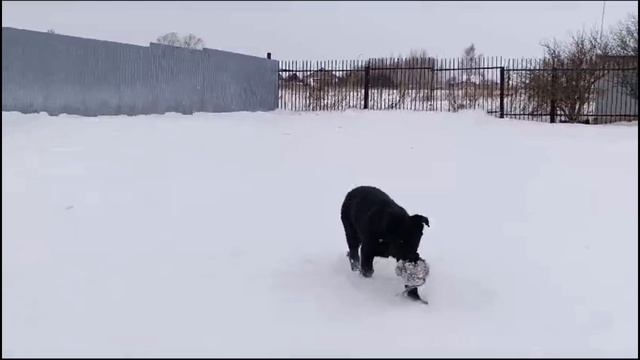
left=2, top=110, right=638, bottom=358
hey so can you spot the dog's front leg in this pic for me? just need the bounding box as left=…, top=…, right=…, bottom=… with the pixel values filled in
left=405, top=286, right=428, bottom=304
left=405, top=285, right=420, bottom=299
left=360, top=244, right=375, bottom=278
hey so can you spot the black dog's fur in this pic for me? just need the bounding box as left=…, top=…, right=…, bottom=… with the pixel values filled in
left=341, top=186, right=429, bottom=278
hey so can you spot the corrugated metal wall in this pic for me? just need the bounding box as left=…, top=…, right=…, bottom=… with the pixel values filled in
left=2, top=27, right=278, bottom=116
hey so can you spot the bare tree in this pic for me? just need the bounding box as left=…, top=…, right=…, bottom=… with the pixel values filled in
left=404, top=49, right=436, bottom=88
left=156, top=32, right=205, bottom=49
left=611, top=13, right=638, bottom=56
left=365, top=50, right=436, bottom=109
left=156, top=32, right=182, bottom=46
left=405, top=49, right=437, bottom=106
left=523, top=27, right=612, bottom=122
left=181, top=33, right=205, bottom=50
left=446, top=44, right=486, bottom=111
left=610, top=13, right=638, bottom=100
left=462, top=43, right=484, bottom=83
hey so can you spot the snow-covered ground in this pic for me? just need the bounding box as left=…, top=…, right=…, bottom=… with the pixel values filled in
left=2, top=110, right=638, bottom=357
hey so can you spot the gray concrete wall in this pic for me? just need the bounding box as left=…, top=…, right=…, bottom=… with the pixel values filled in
left=2, top=27, right=278, bottom=116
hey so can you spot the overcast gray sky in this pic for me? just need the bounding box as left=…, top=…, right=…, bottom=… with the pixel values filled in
left=2, top=1, right=638, bottom=60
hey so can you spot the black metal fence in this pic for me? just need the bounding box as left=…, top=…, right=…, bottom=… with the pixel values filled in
left=278, top=56, right=638, bottom=124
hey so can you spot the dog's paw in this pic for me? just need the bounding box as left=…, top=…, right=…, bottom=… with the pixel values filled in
left=350, top=260, right=361, bottom=272
left=347, top=252, right=361, bottom=272
left=360, top=268, right=374, bottom=278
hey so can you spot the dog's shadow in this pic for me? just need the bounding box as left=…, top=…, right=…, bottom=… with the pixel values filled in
left=337, top=256, right=407, bottom=300
left=272, top=253, right=413, bottom=310
left=272, top=253, right=496, bottom=316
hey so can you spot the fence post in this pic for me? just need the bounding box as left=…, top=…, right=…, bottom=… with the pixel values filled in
left=550, top=65, right=557, bottom=123
left=266, top=52, right=272, bottom=59
left=363, top=63, right=370, bottom=109
left=499, top=67, right=505, bottom=118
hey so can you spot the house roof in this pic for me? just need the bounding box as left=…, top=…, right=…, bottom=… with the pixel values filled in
left=303, top=68, right=339, bottom=79
left=596, top=55, right=637, bottom=60
left=595, top=55, right=638, bottom=65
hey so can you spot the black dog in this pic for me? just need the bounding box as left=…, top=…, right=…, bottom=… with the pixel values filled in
left=341, top=186, right=429, bottom=278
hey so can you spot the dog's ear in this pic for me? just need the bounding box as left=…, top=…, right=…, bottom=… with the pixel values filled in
left=411, top=214, right=430, bottom=227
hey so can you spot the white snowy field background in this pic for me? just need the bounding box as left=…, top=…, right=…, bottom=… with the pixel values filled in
left=2, top=110, right=638, bottom=357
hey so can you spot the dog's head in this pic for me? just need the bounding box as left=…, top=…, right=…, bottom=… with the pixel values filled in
left=386, top=214, right=430, bottom=262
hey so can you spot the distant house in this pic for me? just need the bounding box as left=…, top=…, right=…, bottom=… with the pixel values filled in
left=596, top=54, right=637, bottom=66
left=478, top=79, right=500, bottom=92
left=303, top=68, right=339, bottom=87
left=285, top=73, right=303, bottom=82
left=281, top=73, right=304, bottom=86
left=479, top=79, right=499, bottom=86
left=337, top=70, right=362, bottom=85
left=445, top=78, right=473, bottom=88
left=593, top=55, right=638, bottom=123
